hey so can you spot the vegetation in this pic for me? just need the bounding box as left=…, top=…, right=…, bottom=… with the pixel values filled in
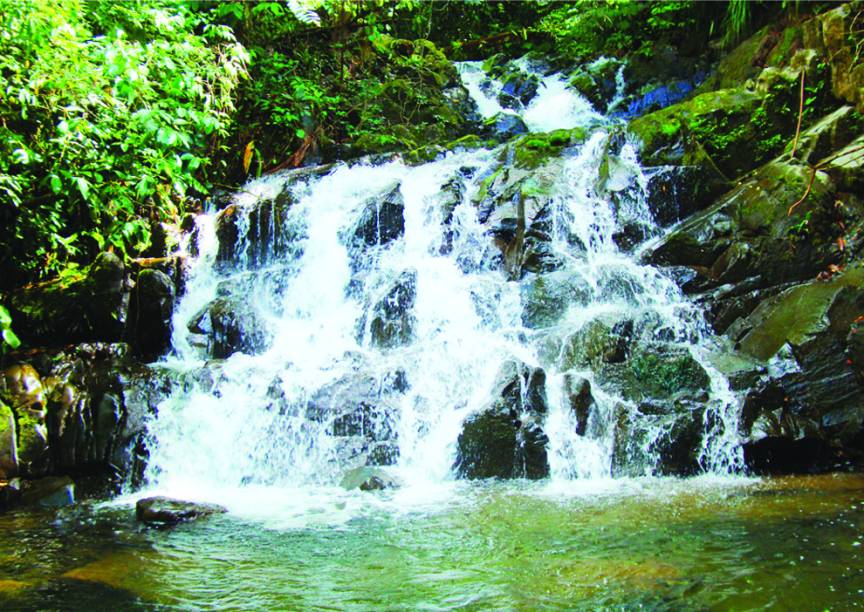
left=0, top=0, right=247, bottom=286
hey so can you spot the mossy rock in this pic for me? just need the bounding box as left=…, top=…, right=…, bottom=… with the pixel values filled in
left=0, top=400, right=17, bottom=478
left=506, top=128, right=589, bottom=170
left=1, top=365, right=49, bottom=475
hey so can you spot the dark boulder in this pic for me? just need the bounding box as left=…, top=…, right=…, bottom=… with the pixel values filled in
left=482, top=112, right=529, bottom=141
left=129, top=269, right=175, bottom=361
left=454, top=360, right=550, bottom=480
left=136, top=496, right=227, bottom=525
left=563, top=373, right=595, bottom=436
left=19, top=476, right=75, bottom=509
left=188, top=297, right=270, bottom=359
left=5, top=252, right=128, bottom=347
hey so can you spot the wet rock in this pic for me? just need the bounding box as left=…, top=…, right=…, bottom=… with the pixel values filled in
left=563, top=373, right=594, bottom=436
left=454, top=360, right=550, bottom=480
left=129, top=269, right=175, bottom=361
left=497, top=69, right=539, bottom=109
left=20, top=476, right=75, bottom=509
left=520, top=271, right=592, bottom=328
left=135, top=496, right=227, bottom=525
left=612, top=399, right=706, bottom=477
left=307, top=368, right=403, bottom=468
left=600, top=343, right=710, bottom=403
left=629, top=86, right=785, bottom=179
left=347, top=181, right=405, bottom=251
left=646, top=157, right=839, bottom=291
left=727, top=272, right=864, bottom=471
left=568, top=58, right=621, bottom=113
left=436, top=175, right=466, bottom=255
left=188, top=297, right=270, bottom=359
left=483, top=112, right=528, bottom=141
left=559, top=318, right=634, bottom=371
left=366, top=270, right=417, bottom=349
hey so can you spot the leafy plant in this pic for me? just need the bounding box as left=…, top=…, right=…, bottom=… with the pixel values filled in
left=0, top=304, right=21, bottom=352
left=0, top=0, right=248, bottom=287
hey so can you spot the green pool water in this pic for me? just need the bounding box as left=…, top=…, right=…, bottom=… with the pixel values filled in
left=1, top=474, right=863, bottom=610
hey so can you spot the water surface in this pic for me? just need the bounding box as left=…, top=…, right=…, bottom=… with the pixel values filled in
left=2, top=475, right=863, bottom=610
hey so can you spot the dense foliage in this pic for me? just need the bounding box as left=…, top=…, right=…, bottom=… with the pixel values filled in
left=0, top=0, right=247, bottom=286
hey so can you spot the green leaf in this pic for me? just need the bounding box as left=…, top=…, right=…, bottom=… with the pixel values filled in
left=50, top=175, right=63, bottom=194
left=295, top=128, right=306, bottom=139
left=74, top=176, right=90, bottom=199
left=2, top=328, right=21, bottom=349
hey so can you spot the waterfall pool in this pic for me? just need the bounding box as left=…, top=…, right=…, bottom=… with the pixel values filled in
left=1, top=474, right=863, bottom=609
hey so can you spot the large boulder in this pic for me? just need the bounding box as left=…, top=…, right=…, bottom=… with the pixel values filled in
left=645, top=157, right=841, bottom=294
left=454, top=360, right=550, bottom=479
left=724, top=269, right=864, bottom=472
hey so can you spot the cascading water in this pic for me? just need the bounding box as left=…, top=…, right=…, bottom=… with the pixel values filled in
left=140, top=57, right=745, bottom=517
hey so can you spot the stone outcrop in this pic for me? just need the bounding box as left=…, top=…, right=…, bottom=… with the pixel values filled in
left=0, top=344, right=168, bottom=490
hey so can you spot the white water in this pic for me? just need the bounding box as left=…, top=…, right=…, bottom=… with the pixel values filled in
left=138, top=58, right=745, bottom=521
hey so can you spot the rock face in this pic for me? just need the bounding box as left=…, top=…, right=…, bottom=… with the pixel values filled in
left=0, top=344, right=169, bottom=488
left=455, top=360, right=550, bottom=480
left=633, top=10, right=864, bottom=473
left=136, top=496, right=227, bottom=525
left=213, top=165, right=324, bottom=266
left=5, top=252, right=128, bottom=348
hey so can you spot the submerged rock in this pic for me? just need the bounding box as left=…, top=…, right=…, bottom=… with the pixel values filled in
left=339, top=466, right=400, bottom=491
left=136, top=496, right=227, bottom=525
left=19, top=476, right=75, bottom=509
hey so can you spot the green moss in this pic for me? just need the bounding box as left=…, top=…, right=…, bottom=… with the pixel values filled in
left=507, top=128, right=588, bottom=169
left=629, top=348, right=710, bottom=399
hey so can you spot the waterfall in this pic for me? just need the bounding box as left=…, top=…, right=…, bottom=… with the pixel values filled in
left=140, top=57, right=744, bottom=511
